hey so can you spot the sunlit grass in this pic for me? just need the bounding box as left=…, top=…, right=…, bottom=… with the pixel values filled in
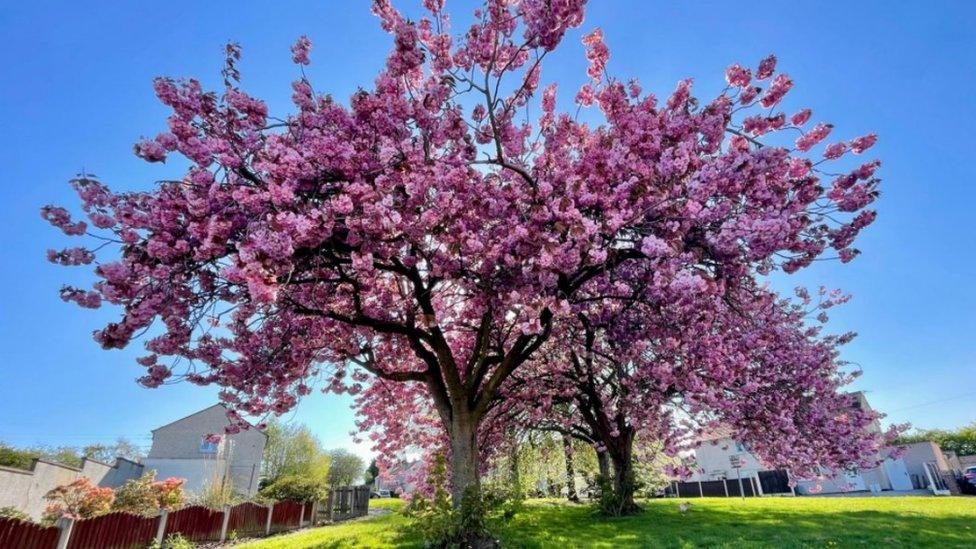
left=237, top=496, right=976, bottom=548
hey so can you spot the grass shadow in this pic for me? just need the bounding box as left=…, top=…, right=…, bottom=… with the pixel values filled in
left=494, top=497, right=976, bottom=548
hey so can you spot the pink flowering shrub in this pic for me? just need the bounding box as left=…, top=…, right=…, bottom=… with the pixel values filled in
left=113, top=473, right=187, bottom=516
left=42, top=477, right=114, bottom=522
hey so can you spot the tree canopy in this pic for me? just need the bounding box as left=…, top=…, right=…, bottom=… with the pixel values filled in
left=328, top=449, right=366, bottom=487
left=261, top=420, right=331, bottom=485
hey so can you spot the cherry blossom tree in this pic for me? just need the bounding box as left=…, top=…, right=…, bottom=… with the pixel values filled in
left=44, top=0, right=885, bottom=514
left=498, top=278, right=902, bottom=513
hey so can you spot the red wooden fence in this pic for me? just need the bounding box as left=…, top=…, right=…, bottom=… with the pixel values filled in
left=0, top=517, right=59, bottom=549
left=163, top=505, right=223, bottom=542
left=269, top=500, right=302, bottom=532
left=66, top=512, right=157, bottom=549
left=1, top=486, right=368, bottom=547
left=227, top=502, right=268, bottom=537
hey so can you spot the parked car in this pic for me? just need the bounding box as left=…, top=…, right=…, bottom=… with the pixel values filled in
left=370, top=489, right=391, bottom=498
left=963, top=466, right=976, bottom=485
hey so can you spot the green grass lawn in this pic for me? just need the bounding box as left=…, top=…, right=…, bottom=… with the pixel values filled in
left=236, top=497, right=976, bottom=548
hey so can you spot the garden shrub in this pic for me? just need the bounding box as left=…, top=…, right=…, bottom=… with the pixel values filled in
left=259, top=474, right=328, bottom=502
left=0, top=506, right=31, bottom=522
left=113, top=472, right=186, bottom=516
left=41, top=477, right=114, bottom=523
left=148, top=533, right=193, bottom=549
left=404, top=455, right=522, bottom=548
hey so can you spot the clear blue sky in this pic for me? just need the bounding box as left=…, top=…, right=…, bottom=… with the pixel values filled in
left=1, top=1, right=973, bottom=458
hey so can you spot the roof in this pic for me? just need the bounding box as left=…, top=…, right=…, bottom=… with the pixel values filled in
left=695, top=426, right=736, bottom=444
left=151, top=403, right=268, bottom=438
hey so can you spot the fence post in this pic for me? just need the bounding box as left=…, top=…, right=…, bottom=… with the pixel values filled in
left=154, top=510, right=169, bottom=545
left=220, top=505, right=231, bottom=542
left=299, top=502, right=306, bottom=528
left=722, top=479, right=729, bottom=497
left=265, top=503, right=274, bottom=536
left=328, top=490, right=335, bottom=522
left=55, top=517, right=74, bottom=549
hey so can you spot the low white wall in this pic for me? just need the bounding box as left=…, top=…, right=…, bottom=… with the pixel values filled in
left=0, top=458, right=143, bottom=520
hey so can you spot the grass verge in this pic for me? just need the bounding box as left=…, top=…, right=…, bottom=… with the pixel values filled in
left=236, top=496, right=976, bottom=548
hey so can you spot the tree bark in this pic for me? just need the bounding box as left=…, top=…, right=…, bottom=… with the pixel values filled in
left=448, top=412, right=481, bottom=506
left=607, top=433, right=640, bottom=515
left=597, top=449, right=611, bottom=480
left=509, top=439, right=520, bottom=489
left=563, top=435, right=579, bottom=502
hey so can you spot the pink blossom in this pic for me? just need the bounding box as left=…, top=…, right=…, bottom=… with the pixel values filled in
left=791, top=109, right=812, bottom=126
left=823, top=142, right=848, bottom=160
left=760, top=73, right=793, bottom=107
left=41, top=206, right=87, bottom=236
left=756, top=54, right=777, bottom=79
left=582, top=28, right=609, bottom=83
left=134, top=139, right=167, bottom=162
left=291, top=35, right=312, bottom=65
left=725, top=63, right=751, bottom=88
left=796, top=123, right=833, bottom=151
left=850, top=133, right=878, bottom=154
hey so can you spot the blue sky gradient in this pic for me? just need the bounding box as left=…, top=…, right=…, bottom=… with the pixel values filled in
left=1, top=1, right=973, bottom=458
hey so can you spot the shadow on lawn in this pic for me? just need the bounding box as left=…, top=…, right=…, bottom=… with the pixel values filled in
left=493, top=499, right=976, bottom=548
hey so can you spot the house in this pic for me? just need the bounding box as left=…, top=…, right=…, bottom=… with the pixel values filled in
left=373, top=460, right=424, bottom=495
left=142, top=404, right=266, bottom=497
left=897, top=440, right=956, bottom=492
left=685, top=392, right=924, bottom=495
left=0, top=404, right=267, bottom=518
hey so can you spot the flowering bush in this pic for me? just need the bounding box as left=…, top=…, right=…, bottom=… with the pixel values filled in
left=113, top=473, right=186, bottom=516
left=155, top=476, right=187, bottom=511
left=42, top=477, right=114, bottom=522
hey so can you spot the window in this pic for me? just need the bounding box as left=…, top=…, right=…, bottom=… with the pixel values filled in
left=735, top=441, right=747, bottom=453
left=200, top=437, right=219, bottom=454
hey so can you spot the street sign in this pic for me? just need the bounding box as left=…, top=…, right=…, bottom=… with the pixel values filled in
left=729, top=454, right=745, bottom=499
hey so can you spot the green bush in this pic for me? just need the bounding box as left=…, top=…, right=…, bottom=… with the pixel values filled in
left=0, top=506, right=31, bottom=522
left=404, top=455, right=521, bottom=548
left=148, top=533, right=193, bottom=549
left=594, top=473, right=642, bottom=517
left=259, top=474, right=327, bottom=502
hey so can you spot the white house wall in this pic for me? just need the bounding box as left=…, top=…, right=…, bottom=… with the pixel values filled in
left=690, top=438, right=765, bottom=481
left=147, top=404, right=265, bottom=496
left=142, top=457, right=228, bottom=494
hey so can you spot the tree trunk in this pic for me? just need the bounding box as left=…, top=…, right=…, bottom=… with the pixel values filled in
left=509, top=439, right=520, bottom=490
left=448, top=413, right=481, bottom=507
left=608, top=436, right=640, bottom=515
left=597, top=450, right=611, bottom=480
left=563, top=436, right=579, bottom=502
